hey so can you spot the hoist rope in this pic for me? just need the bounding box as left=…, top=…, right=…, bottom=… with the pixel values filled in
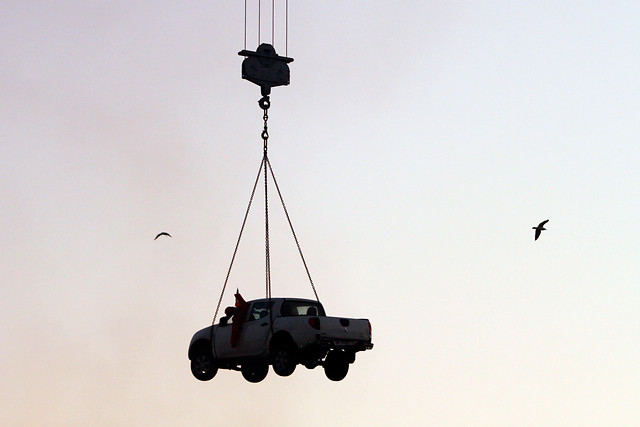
left=244, top=1, right=288, bottom=55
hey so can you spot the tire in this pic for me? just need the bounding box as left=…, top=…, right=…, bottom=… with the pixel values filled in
left=303, top=361, right=319, bottom=370
left=324, top=350, right=349, bottom=381
left=190, top=347, right=218, bottom=381
left=272, top=343, right=297, bottom=377
left=241, top=362, right=269, bottom=383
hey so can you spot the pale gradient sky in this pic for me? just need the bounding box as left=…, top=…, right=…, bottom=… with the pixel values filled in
left=2, top=1, right=639, bottom=426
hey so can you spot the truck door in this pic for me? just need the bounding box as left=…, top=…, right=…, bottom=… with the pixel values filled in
left=213, top=317, right=235, bottom=359
left=240, top=301, right=273, bottom=356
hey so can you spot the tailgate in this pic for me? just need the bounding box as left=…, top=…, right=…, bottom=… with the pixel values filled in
left=318, top=317, right=371, bottom=342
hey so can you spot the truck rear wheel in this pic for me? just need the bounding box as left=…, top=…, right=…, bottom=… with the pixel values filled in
left=190, top=347, right=217, bottom=381
left=241, top=362, right=269, bottom=383
left=272, top=343, right=297, bottom=377
left=324, top=350, right=349, bottom=381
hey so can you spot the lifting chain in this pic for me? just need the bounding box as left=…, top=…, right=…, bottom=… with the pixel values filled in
left=260, top=95, right=272, bottom=300
left=259, top=96, right=270, bottom=153
left=211, top=94, right=320, bottom=329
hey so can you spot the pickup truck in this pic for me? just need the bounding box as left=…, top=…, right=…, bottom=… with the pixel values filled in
left=188, top=297, right=373, bottom=383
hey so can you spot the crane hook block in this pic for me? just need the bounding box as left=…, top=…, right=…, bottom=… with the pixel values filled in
left=238, top=44, right=294, bottom=97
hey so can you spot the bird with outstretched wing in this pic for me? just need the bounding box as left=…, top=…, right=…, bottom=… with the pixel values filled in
left=532, top=220, right=549, bottom=241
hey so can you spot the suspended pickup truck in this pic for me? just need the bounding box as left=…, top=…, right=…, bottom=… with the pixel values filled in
left=188, top=297, right=373, bottom=383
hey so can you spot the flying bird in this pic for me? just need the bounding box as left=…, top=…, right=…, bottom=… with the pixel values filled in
left=532, top=220, right=549, bottom=241
left=154, top=232, right=172, bottom=240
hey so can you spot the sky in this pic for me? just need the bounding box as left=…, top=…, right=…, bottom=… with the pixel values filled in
left=1, top=1, right=639, bottom=425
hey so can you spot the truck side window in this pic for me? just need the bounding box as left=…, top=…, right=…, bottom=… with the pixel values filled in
left=281, top=301, right=325, bottom=317
left=219, top=314, right=233, bottom=326
left=249, top=301, right=272, bottom=321
left=220, top=306, right=236, bottom=326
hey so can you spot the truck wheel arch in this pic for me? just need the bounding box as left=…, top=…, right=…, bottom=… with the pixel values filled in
left=189, top=339, right=212, bottom=360
left=269, top=331, right=296, bottom=352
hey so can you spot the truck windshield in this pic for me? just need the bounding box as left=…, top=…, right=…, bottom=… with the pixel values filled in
left=280, top=300, right=325, bottom=317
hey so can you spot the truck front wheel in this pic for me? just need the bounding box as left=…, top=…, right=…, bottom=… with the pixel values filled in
left=190, top=347, right=218, bottom=381
left=323, top=350, right=349, bottom=381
